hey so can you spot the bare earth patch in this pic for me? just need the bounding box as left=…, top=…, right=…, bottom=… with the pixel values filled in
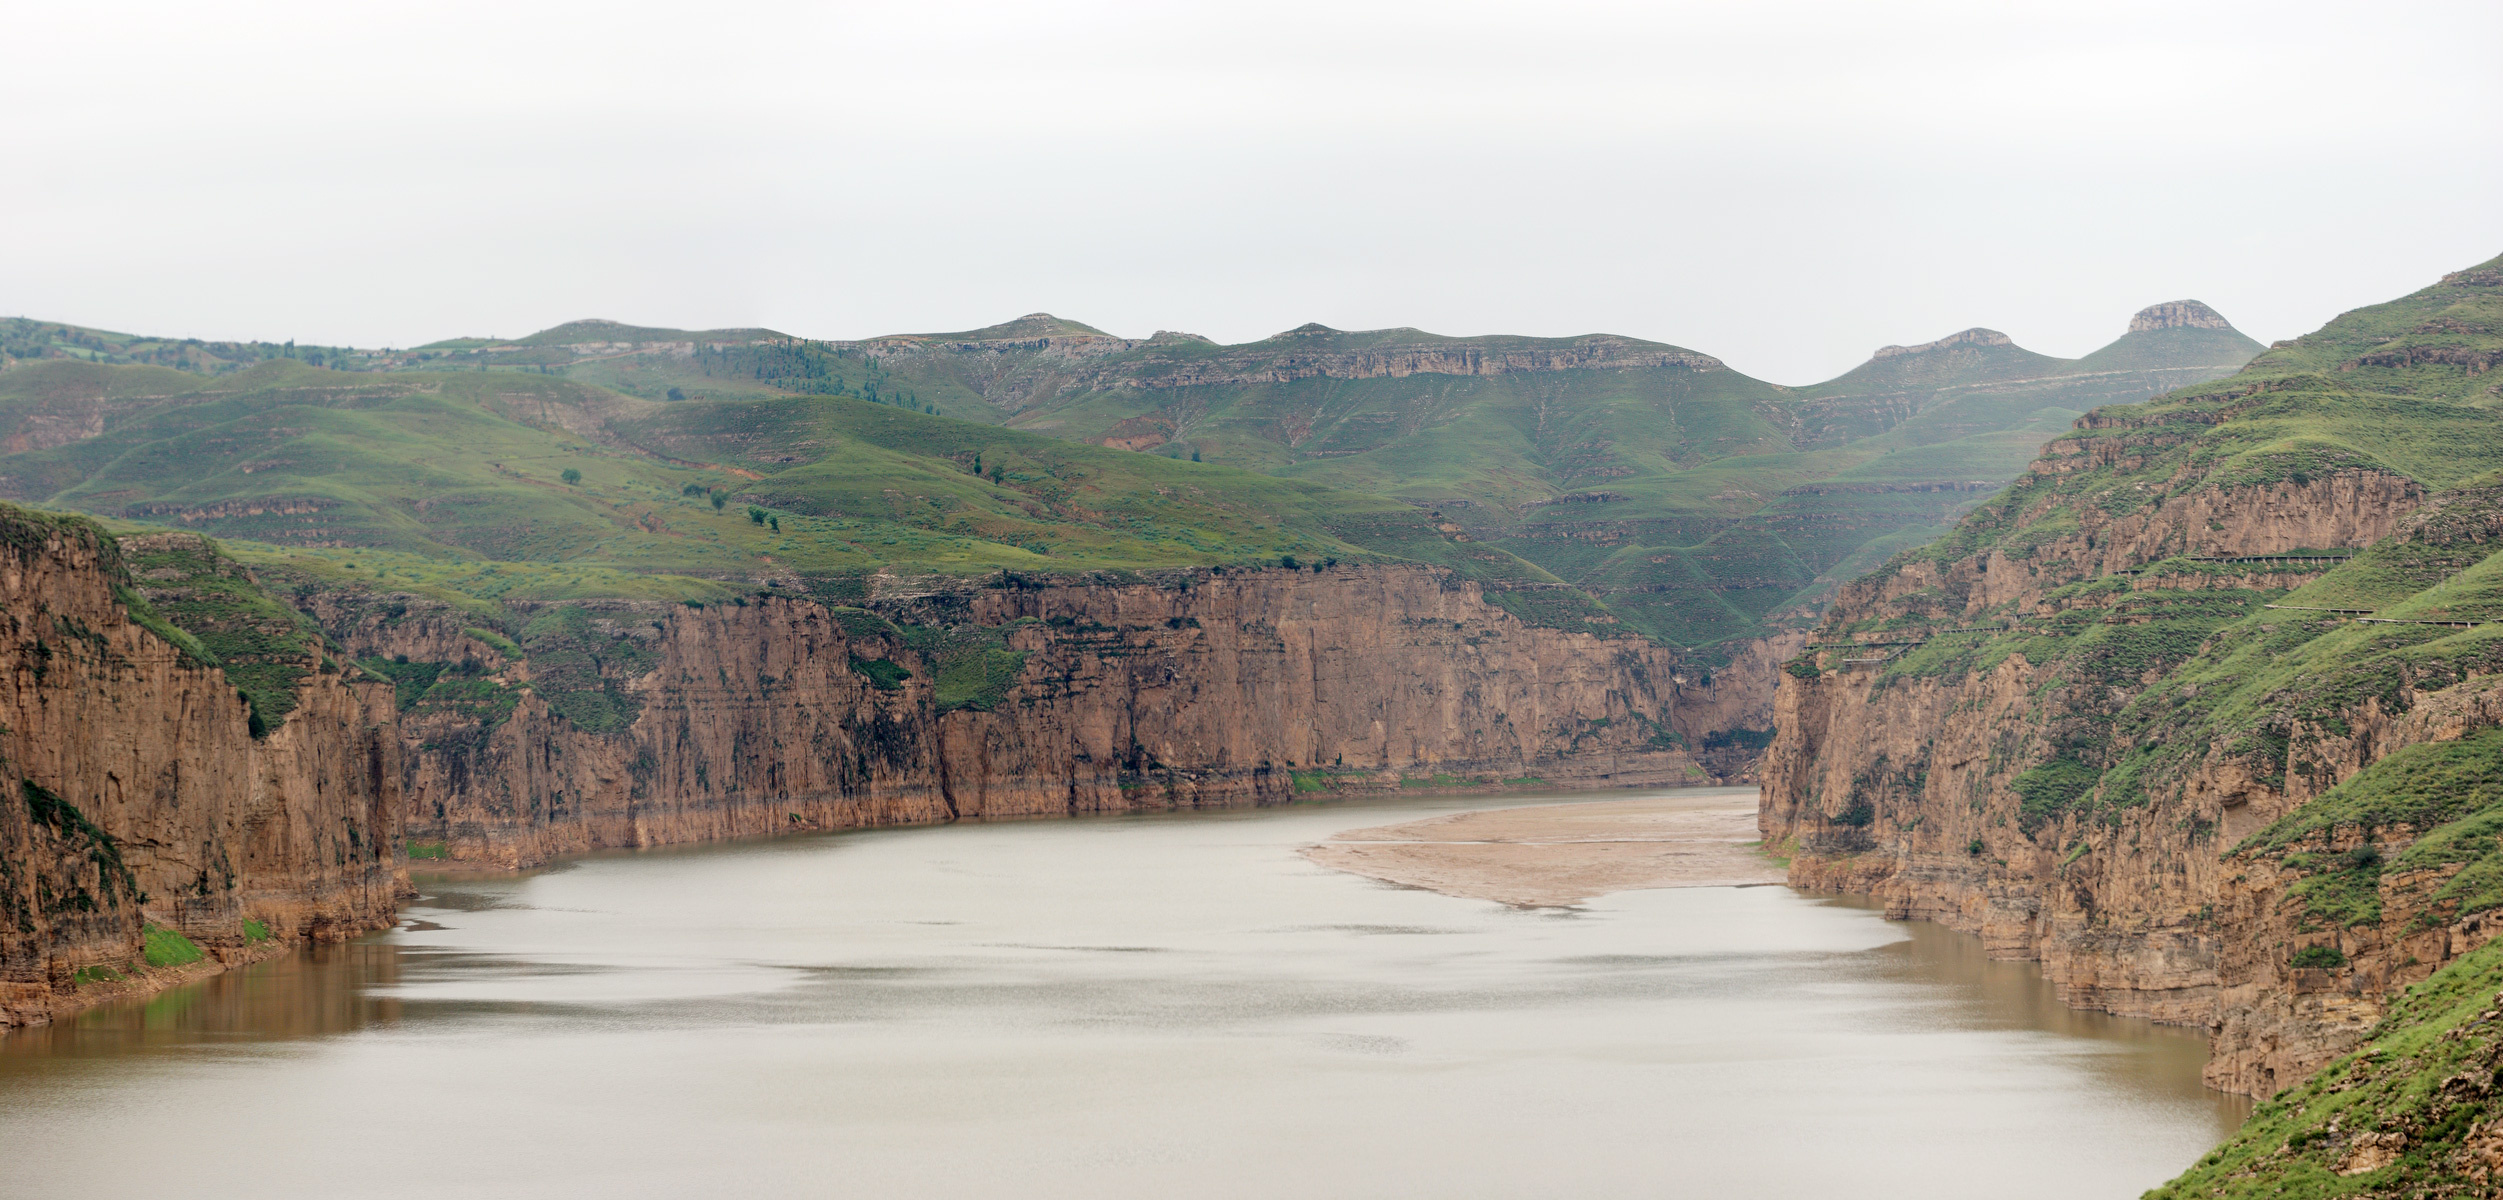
left=1301, top=789, right=1780, bottom=907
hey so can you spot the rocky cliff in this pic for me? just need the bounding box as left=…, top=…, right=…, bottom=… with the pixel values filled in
left=828, top=317, right=1734, bottom=413
left=1761, top=252, right=2503, bottom=1166
left=309, top=564, right=1704, bottom=870
left=0, top=510, right=403, bottom=1028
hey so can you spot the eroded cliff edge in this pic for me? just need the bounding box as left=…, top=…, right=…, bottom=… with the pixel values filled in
left=4, top=505, right=1710, bottom=1024
left=1, top=511, right=403, bottom=1028
left=304, top=564, right=1707, bottom=870
left=1761, top=253, right=2503, bottom=1198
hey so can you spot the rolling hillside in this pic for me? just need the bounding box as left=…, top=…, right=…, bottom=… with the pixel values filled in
left=0, top=358, right=1590, bottom=623
left=266, top=303, right=2258, bottom=647
left=1, top=299, right=2260, bottom=648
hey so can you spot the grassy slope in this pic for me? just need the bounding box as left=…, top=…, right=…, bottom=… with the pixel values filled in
left=0, top=358, right=1573, bottom=617
left=892, top=318, right=2247, bottom=648
left=4, top=303, right=2260, bottom=648
left=1534, top=326, right=2256, bottom=647
left=2150, top=937, right=2503, bottom=1198
left=2, top=316, right=367, bottom=375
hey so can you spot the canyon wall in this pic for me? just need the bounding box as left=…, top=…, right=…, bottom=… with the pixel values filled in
left=311, top=565, right=1706, bottom=871
left=1760, top=272, right=2503, bottom=1101
left=0, top=511, right=403, bottom=1028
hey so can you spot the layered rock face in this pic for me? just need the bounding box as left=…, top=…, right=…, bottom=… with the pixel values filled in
left=1761, top=461, right=2463, bottom=1095
left=316, top=565, right=1704, bottom=871
left=1760, top=259, right=2503, bottom=1100
left=0, top=511, right=403, bottom=1028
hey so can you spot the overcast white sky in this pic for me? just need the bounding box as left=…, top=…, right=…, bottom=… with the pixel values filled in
left=7, top=1, right=2497, bottom=384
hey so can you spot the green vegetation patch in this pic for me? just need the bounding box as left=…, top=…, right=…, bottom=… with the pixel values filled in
left=2285, top=846, right=2386, bottom=929
left=897, top=623, right=1028, bottom=712
left=850, top=657, right=909, bottom=691
left=2010, top=757, right=2101, bottom=832
left=141, top=923, right=203, bottom=968
left=118, top=532, right=328, bottom=736
left=2241, top=730, right=2503, bottom=855
left=2290, top=944, right=2351, bottom=970
left=404, top=672, right=522, bottom=730
left=1290, top=768, right=1372, bottom=794
left=358, top=656, right=450, bottom=711
left=408, top=842, right=449, bottom=861
left=518, top=605, right=655, bottom=734
left=21, top=779, right=140, bottom=912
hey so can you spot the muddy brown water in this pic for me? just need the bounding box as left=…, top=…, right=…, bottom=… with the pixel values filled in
left=0, top=788, right=2245, bottom=1198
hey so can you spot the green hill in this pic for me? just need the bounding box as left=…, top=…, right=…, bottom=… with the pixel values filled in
left=744, top=306, right=2251, bottom=647
left=0, top=357, right=1584, bottom=620
left=1, top=316, right=370, bottom=376
left=0, top=298, right=2260, bottom=648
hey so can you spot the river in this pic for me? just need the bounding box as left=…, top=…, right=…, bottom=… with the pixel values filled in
left=0, top=788, right=2245, bottom=1198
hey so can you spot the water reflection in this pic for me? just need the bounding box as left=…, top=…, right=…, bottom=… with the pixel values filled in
left=0, top=943, right=403, bottom=1065
left=1858, top=906, right=2243, bottom=1128
left=0, top=791, right=2245, bottom=1200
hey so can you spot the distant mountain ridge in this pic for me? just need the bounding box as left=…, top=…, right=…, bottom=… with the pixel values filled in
left=0, top=298, right=2263, bottom=651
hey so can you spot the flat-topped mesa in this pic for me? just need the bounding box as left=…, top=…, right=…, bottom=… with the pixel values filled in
left=2129, top=300, right=2235, bottom=333
left=850, top=313, right=1729, bottom=387
left=1870, top=327, right=2014, bottom=360
left=1110, top=328, right=1729, bottom=390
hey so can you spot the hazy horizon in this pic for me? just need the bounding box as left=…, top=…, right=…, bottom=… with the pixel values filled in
left=9, top=0, right=2497, bottom=386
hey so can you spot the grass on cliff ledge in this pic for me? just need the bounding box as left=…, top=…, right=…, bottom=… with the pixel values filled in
left=2149, top=938, right=2503, bottom=1199
left=141, top=924, right=203, bottom=968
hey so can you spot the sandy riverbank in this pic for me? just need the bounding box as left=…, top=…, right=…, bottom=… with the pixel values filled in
left=1300, top=788, right=1783, bottom=907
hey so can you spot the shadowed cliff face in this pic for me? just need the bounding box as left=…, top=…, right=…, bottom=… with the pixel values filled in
left=313, top=566, right=1707, bottom=871
left=0, top=514, right=403, bottom=1029
left=1759, top=255, right=2503, bottom=1112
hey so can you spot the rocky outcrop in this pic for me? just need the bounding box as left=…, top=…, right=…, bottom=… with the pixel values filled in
left=1094, top=328, right=1729, bottom=390
left=2130, top=300, right=2235, bottom=333
left=836, top=319, right=1735, bottom=412
left=315, top=565, right=1706, bottom=871
left=0, top=509, right=403, bottom=1029
left=1872, top=328, right=2015, bottom=359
